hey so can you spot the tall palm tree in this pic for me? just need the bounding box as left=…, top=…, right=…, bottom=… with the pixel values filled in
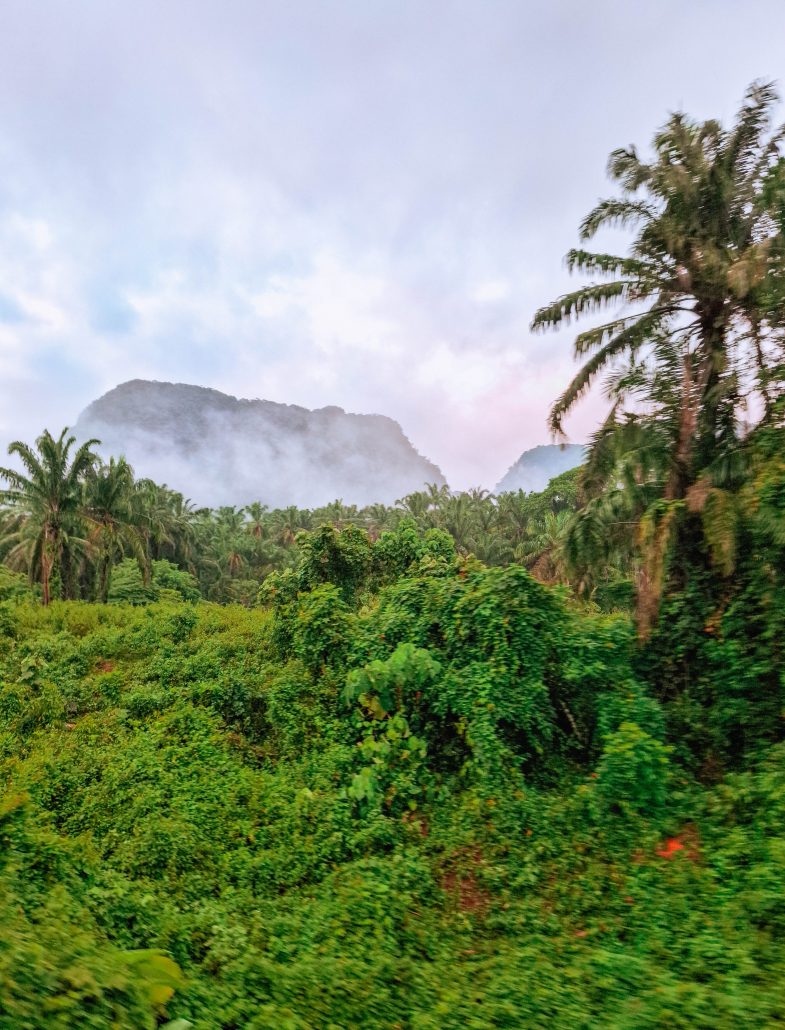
left=496, top=491, right=532, bottom=550
left=396, top=489, right=431, bottom=523
left=532, top=81, right=785, bottom=500
left=439, top=493, right=475, bottom=553
left=0, top=428, right=99, bottom=604
left=212, top=508, right=248, bottom=579
left=270, top=506, right=308, bottom=547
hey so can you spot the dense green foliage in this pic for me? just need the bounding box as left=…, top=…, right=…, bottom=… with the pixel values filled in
left=1, top=477, right=785, bottom=1026
left=0, top=440, right=583, bottom=607
left=2, top=82, right=785, bottom=1027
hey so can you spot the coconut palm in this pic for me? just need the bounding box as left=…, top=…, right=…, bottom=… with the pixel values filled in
left=0, top=428, right=99, bottom=604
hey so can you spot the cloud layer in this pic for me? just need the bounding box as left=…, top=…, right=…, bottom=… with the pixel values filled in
left=1, top=1, right=784, bottom=488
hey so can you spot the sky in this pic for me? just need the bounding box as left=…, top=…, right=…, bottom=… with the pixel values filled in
left=1, top=1, right=785, bottom=490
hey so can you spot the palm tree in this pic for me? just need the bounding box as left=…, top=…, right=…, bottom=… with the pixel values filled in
left=213, top=508, right=248, bottom=579
left=395, top=483, right=449, bottom=528
left=362, top=502, right=397, bottom=540
left=83, top=457, right=145, bottom=602
left=245, top=502, right=269, bottom=540
left=439, top=494, right=475, bottom=554
left=133, top=480, right=196, bottom=569
left=496, top=491, right=532, bottom=550
left=516, top=510, right=572, bottom=583
left=0, top=428, right=99, bottom=604
left=532, top=81, right=785, bottom=500
left=396, top=489, right=431, bottom=523
left=425, top=482, right=451, bottom=508
left=270, top=506, right=308, bottom=547
left=314, top=499, right=355, bottom=529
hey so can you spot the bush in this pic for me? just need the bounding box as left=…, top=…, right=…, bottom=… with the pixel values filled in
left=293, top=583, right=353, bottom=674
left=594, top=720, right=671, bottom=817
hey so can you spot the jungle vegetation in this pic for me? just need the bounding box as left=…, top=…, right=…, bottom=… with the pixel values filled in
left=0, top=431, right=584, bottom=609
left=1, top=82, right=785, bottom=1028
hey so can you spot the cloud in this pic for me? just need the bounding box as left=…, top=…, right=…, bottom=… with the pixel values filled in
left=473, top=281, right=511, bottom=305
left=1, top=1, right=785, bottom=490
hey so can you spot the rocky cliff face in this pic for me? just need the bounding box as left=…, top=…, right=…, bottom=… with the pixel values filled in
left=495, top=443, right=585, bottom=494
left=75, top=380, right=446, bottom=508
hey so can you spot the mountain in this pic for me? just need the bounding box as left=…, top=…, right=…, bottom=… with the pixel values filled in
left=75, top=380, right=446, bottom=508
left=495, top=443, right=585, bottom=494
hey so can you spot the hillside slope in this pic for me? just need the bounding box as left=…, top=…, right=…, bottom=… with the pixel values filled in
left=75, top=380, right=446, bottom=508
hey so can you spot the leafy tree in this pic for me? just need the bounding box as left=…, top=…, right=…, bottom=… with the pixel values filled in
left=107, top=557, right=158, bottom=604
left=297, top=524, right=373, bottom=602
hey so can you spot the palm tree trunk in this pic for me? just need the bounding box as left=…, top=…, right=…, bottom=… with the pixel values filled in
left=665, top=352, right=697, bottom=501
left=60, top=543, right=74, bottom=600
left=752, top=319, right=772, bottom=420
left=41, top=528, right=52, bottom=606
left=97, top=553, right=111, bottom=603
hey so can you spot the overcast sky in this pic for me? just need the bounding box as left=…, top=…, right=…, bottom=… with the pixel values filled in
left=1, top=1, right=784, bottom=489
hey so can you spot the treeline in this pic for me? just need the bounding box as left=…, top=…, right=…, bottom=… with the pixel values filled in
left=1, top=436, right=784, bottom=1024
left=0, top=430, right=584, bottom=607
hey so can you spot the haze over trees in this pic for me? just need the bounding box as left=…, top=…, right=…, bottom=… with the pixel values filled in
left=0, top=428, right=582, bottom=607
left=1, top=82, right=785, bottom=1028
left=75, top=380, right=446, bottom=508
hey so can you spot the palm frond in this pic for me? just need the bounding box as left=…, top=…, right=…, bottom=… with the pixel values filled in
left=531, top=280, right=634, bottom=331
left=579, top=199, right=657, bottom=240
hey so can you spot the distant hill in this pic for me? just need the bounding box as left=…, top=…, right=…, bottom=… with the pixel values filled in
left=75, top=380, right=446, bottom=508
left=495, top=444, right=585, bottom=494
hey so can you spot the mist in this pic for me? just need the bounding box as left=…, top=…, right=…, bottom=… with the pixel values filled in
left=74, top=380, right=446, bottom=508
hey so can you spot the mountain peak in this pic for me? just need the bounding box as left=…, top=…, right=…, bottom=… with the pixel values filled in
left=75, top=380, right=446, bottom=508
left=495, top=443, right=585, bottom=494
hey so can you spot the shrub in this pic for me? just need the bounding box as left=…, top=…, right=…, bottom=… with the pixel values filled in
left=594, top=720, right=671, bottom=818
